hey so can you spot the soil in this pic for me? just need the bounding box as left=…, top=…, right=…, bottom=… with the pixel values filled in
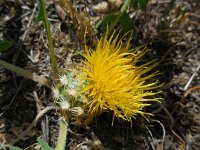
left=0, top=0, right=199, bottom=150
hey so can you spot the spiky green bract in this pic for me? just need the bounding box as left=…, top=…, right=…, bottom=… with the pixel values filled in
left=80, top=32, right=161, bottom=123
left=52, top=69, right=87, bottom=121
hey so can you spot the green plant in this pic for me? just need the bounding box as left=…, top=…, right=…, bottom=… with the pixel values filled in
left=37, top=138, right=54, bottom=150
left=96, top=0, right=149, bottom=35
left=9, top=138, right=54, bottom=150
left=0, top=0, right=160, bottom=149
left=0, top=40, right=13, bottom=52
left=36, top=0, right=58, bottom=74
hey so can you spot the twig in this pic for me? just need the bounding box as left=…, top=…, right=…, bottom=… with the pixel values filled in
left=184, top=86, right=200, bottom=97
left=24, top=90, right=51, bottom=145
left=184, top=64, right=200, bottom=90
left=189, top=13, right=200, bottom=19
left=0, top=59, right=51, bottom=87
left=172, top=130, right=186, bottom=150
left=151, top=119, right=166, bottom=148
left=0, top=80, right=24, bottom=117
left=190, top=93, right=200, bottom=101
left=13, top=3, right=37, bottom=64
left=2, top=106, right=56, bottom=148
left=40, top=89, right=50, bottom=143
left=149, top=0, right=171, bottom=5
left=145, top=125, right=157, bottom=150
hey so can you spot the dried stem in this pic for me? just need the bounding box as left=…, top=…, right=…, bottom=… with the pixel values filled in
left=2, top=106, right=56, bottom=148
left=0, top=59, right=50, bottom=87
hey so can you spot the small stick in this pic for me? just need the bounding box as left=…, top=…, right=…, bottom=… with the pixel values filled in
left=145, top=125, right=156, bottom=150
left=151, top=119, right=166, bottom=148
left=0, top=59, right=51, bottom=87
left=184, top=64, right=200, bottom=91
left=184, top=86, right=200, bottom=97
left=2, top=106, right=56, bottom=148
left=13, top=3, right=37, bottom=64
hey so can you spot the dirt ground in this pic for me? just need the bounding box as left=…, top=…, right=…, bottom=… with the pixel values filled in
left=0, top=0, right=200, bottom=149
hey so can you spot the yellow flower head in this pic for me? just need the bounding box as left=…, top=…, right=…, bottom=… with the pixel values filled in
left=80, top=32, right=160, bottom=123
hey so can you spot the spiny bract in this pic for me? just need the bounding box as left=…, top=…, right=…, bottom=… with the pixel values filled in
left=80, top=32, right=161, bottom=123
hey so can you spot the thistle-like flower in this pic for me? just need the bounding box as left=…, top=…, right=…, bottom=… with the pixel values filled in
left=80, top=32, right=161, bottom=123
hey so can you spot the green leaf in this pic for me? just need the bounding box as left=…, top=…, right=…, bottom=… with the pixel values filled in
left=0, top=40, right=13, bottom=52
left=35, top=3, right=45, bottom=22
left=138, top=0, right=148, bottom=10
left=9, top=146, right=23, bottom=150
left=96, top=12, right=136, bottom=37
left=95, top=14, right=118, bottom=29
left=130, top=0, right=149, bottom=10
left=120, top=12, right=135, bottom=32
left=37, top=138, right=54, bottom=150
left=130, top=0, right=139, bottom=9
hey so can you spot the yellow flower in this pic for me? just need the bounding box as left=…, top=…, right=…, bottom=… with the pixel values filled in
left=80, top=32, right=161, bottom=123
